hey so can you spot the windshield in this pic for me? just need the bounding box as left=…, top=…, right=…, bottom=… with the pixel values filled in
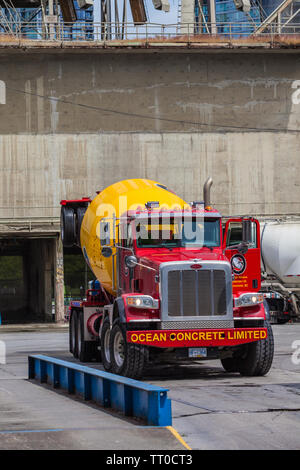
left=135, top=217, right=220, bottom=248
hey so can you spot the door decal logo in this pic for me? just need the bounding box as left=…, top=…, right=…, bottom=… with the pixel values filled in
left=231, top=254, right=246, bottom=275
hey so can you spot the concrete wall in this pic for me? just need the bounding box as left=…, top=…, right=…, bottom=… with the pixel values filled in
left=0, top=50, right=300, bottom=219
left=0, top=132, right=299, bottom=218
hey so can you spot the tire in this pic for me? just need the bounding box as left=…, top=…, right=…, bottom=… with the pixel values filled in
left=277, top=318, right=289, bottom=325
left=237, top=321, right=274, bottom=377
left=100, top=317, right=112, bottom=371
left=69, top=310, right=78, bottom=358
left=77, top=310, right=96, bottom=362
left=263, top=299, right=270, bottom=322
left=76, top=207, right=86, bottom=246
left=61, top=206, right=76, bottom=247
left=109, top=319, right=148, bottom=379
left=221, top=356, right=239, bottom=373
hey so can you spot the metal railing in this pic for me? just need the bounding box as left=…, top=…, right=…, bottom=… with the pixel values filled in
left=0, top=20, right=300, bottom=42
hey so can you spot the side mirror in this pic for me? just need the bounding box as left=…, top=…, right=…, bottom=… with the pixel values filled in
left=242, top=219, right=252, bottom=244
left=101, top=246, right=113, bottom=258
left=125, top=255, right=137, bottom=269
left=237, top=241, right=248, bottom=255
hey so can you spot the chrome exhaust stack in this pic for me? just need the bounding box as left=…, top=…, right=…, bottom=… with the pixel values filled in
left=203, top=177, right=213, bottom=210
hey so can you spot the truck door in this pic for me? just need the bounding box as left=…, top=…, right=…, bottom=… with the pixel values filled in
left=119, top=222, right=134, bottom=293
left=223, top=218, right=261, bottom=294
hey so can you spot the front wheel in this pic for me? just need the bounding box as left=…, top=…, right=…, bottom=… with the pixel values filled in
left=109, top=320, right=148, bottom=378
left=237, top=321, right=274, bottom=376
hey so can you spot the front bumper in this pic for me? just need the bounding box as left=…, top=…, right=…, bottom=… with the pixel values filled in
left=126, top=327, right=267, bottom=348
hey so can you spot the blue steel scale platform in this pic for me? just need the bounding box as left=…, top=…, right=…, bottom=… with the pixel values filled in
left=28, top=355, right=172, bottom=427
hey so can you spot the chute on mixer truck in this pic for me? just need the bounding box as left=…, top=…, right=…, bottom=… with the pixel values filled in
left=60, top=178, right=274, bottom=378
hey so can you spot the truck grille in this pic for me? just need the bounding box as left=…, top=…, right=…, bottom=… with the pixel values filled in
left=160, top=320, right=234, bottom=329
left=167, top=268, right=227, bottom=317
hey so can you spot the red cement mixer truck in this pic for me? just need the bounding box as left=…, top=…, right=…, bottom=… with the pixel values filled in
left=60, top=178, right=274, bottom=378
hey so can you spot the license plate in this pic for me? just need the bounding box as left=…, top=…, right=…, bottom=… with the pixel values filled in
left=188, top=347, right=207, bottom=358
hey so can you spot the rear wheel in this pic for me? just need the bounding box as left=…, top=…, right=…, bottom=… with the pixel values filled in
left=69, top=310, right=78, bottom=358
left=77, top=310, right=97, bottom=362
left=109, top=319, right=148, bottom=378
left=220, top=356, right=239, bottom=373
left=237, top=321, right=274, bottom=376
left=277, top=318, right=289, bottom=325
left=100, top=317, right=112, bottom=371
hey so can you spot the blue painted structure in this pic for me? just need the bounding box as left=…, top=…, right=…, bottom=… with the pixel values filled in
left=260, top=0, right=282, bottom=17
left=3, top=1, right=93, bottom=40
left=28, top=354, right=172, bottom=426
left=195, top=0, right=263, bottom=35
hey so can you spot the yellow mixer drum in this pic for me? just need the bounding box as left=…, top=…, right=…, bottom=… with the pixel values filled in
left=80, top=179, right=188, bottom=295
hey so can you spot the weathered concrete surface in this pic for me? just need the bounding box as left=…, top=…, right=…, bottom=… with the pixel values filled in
left=0, top=49, right=300, bottom=220
left=1, top=51, right=299, bottom=134
left=1, top=324, right=299, bottom=449
left=0, top=330, right=185, bottom=450
left=0, top=132, right=300, bottom=219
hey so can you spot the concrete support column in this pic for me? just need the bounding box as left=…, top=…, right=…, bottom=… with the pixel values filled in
left=27, top=240, right=43, bottom=321
left=180, top=0, right=195, bottom=35
left=26, top=238, right=53, bottom=322
left=208, top=0, right=217, bottom=34
left=43, top=240, right=54, bottom=322
left=54, top=235, right=64, bottom=323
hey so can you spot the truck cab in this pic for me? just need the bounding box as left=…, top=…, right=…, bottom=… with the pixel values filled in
left=110, top=210, right=265, bottom=326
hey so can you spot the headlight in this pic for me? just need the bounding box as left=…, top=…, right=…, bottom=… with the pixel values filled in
left=126, top=295, right=159, bottom=309
left=234, top=293, right=264, bottom=308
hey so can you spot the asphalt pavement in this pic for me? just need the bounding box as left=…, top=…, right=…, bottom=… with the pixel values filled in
left=0, top=323, right=300, bottom=450
left=0, top=330, right=184, bottom=450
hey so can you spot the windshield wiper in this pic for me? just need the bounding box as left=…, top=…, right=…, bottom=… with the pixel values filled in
left=202, top=244, right=214, bottom=251
left=161, top=242, right=177, bottom=251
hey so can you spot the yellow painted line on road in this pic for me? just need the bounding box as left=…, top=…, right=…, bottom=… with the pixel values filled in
left=166, top=426, right=192, bottom=450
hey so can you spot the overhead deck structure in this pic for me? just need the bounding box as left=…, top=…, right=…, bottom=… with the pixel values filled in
left=0, top=0, right=299, bottom=40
